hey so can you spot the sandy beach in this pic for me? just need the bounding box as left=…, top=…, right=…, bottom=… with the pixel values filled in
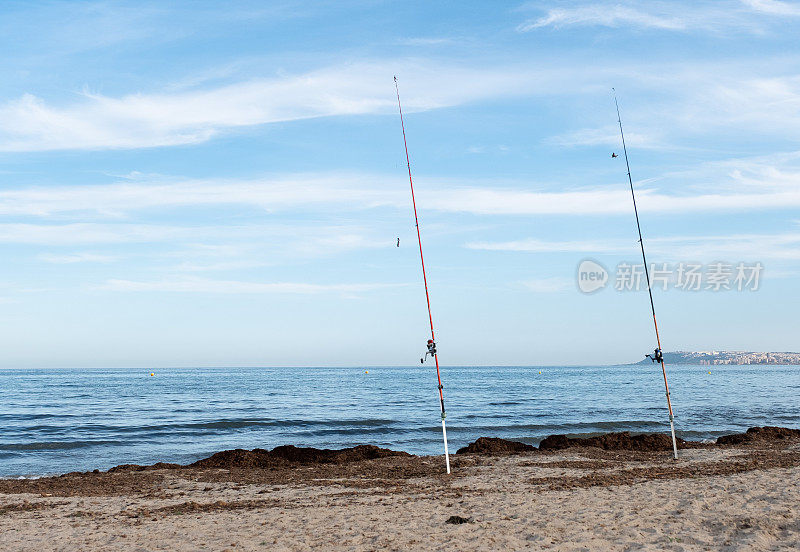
left=1, top=428, right=798, bottom=551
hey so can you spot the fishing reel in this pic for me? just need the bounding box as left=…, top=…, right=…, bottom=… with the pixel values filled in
left=420, top=339, right=437, bottom=363
left=646, top=348, right=664, bottom=364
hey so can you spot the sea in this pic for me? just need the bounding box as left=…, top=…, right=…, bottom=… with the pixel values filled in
left=1, top=364, right=798, bottom=478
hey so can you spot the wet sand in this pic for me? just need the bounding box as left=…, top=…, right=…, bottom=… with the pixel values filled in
left=1, top=428, right=799, bottom=551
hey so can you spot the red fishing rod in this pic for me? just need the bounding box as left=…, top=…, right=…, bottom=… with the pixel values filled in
left=394, top=76, right=451, bottom=474
left=613, top=89, right=679, bottom=460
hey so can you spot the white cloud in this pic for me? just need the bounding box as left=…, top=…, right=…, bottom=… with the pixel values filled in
left=0, top=173, right=404, bottom=217
left=649, top=233, right=800, bottom=260
left=468, top=232, right=800, bottom=260
left=100, top=277, right=401, bottom=295
left=5, top=169, right=800, bottom=225
left=37, top=252, right=118, bottom=264
left=0, top=3, right=168, bottom=60
left=169, top=260, right=269, bottom=273
left=468, top=238, right=624, bottom=253
left=157, top=231, right=390, bottom=271
left=0, top=61, right=567, bottom=152
left=466, top=144, right=511, bottom=154
left=661, top=151, right=800, bottom=194
left=532, top=64, right=800, bottom=152
left=0, top=223, right=392, bottom=287
left=397, top=37, right=454, bottom=46
left=692, top=75, right=800, bottom=135
left=5, top=54, right=799, bottom=157
left=0, top=223, right=196, bottom=245
left=518, top=1, right=785, bottom=33
left=741, top=0, right=800, bottom=16
left=521, top=277, right=573, bottom=292
left=545, top=126, right=663, bottom=149
left=519, top=4, right=689, bottom=31
left=425, top=187, right=800, bottom=216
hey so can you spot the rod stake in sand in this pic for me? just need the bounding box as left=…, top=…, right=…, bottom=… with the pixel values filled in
left=394, top=76, right=451, bottom=475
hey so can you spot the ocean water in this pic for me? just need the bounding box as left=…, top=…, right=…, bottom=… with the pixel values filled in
left=1, top=364, right=798, bottom=478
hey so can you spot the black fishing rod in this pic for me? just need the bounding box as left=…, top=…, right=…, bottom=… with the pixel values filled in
left=613, top=89, right=679, bottom=460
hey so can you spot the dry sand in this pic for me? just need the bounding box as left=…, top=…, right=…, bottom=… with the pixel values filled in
left=1, top=434, right=798, bottom=551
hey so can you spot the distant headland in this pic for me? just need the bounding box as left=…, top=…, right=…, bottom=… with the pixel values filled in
left=635, top=351, right=800, bottom=365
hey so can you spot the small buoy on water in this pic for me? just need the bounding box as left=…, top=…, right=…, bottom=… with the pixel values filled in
left=708, top=371, right=711, bottom=374
left=150, top=372, right=155, bottom=377
left=365, top=370, right=369, bottom=374
left=539, top=371, right=542, bottom=374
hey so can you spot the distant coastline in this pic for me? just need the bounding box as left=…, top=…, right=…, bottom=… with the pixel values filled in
left=635, top=351, right=800, bottom=365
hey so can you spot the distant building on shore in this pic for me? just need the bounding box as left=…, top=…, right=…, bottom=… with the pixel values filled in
left=636, top=351, right=800, bottom=366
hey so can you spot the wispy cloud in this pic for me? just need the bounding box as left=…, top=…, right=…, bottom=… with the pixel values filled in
left=0, top=3, right=169, bottom=60
left=682, top=75, right=800, bottom=135
left=521, top=277, right=573, bottom=292
left=168, top=260, right=268, bottom=273
left=741, top=0, right=800, bottom=16
left=5, top=169, right=800, bottom=224
left=466, top=144, right=511, bottom=154
left=0, top=173, right=404, bottom=218
left=37, top=252, right=118, bottom=264
left=469, top=238, right=624, bottom=253
left=648, top=232, right=800, bottom=260
left=397, top=37, right=454, bottom=46
left=0, top=223, right=195, bottom=245
left=0, top=222, right=389, bottom=260
left=518, top=4, right=689, bottom=32
left=0, top=60, right=569, bottom=152
left=517, top=1, right=785, bottom=33
left=545, top=126, right=663, bottom=149
left=468, top=232, right=800, bottom=260
left=100, top=277, right=402, bottom=295
left=426, top=187, right=800, bottom=216
left=661, top=150, right=800, bottom=193
left=6, top=53, right=798, bottom=156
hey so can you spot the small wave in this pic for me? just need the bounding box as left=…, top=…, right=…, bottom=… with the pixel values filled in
left=134, top=417, right=398, bottom=433
left=290, top=426, right=408, bottom=438
left=0, top=474, right=56, bottom=480
left=0, top=413, right=83, bottom=421
left=446, top=420, right=664, bottom=433
left=0, top=417, right=401, bottom=437
left=0, top=440, right=121, bottom=452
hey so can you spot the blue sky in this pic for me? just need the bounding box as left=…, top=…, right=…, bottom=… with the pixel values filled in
left=1, top=0, right=800, bottom=367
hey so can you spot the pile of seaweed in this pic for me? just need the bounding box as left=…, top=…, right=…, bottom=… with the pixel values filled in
left=109, top=444, right=409, bottom=472
left=104, top=426, right=800, bottom=472
left=456, top=437, right=536, bottom=455
left=715, top=426, right=800, bottom=446
left=454, top=431, right=686, bottom=455
left=189, top=444, right=410, bottom=469
left=538, top=431, right=687, bottom=452
left=456, top=426, right=800, bottom=456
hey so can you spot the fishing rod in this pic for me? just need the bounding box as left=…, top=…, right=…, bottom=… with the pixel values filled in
left=613, top=88, right=679, bottom=460
left=393, top=76, right=451, bottom=474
